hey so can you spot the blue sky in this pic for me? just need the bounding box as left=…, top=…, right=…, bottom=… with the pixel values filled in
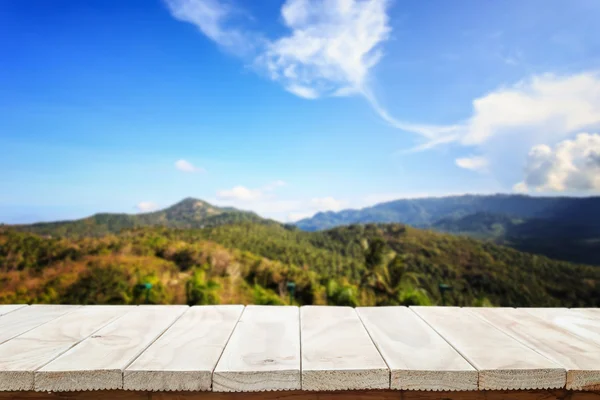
left=1, top=0, right=600, bottom=223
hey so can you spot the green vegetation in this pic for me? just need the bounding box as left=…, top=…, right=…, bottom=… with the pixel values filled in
left=12, top=195, right=600, bottom=266
left=294, top=194, right=600, bottom=266
left=2, top=221, right=599, bottom=307
left=14, top=198, right=274, bottom=238
left=433, top=212, right=600, bottom=266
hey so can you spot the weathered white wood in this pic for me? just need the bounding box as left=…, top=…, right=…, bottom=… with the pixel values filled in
left=412, top=306, right=565, bottom=390
left=470, top=307, right=600, bottom=391
left=520, top=308, right=569, bottom=320
left=124, top=305, right=244, bottom=392
left=523, top=308, right=600, bottom=347
left=0, top=305, right=80, bottom=345
left=0, top=305, right=131, bottom=391
left=357, top=307, right=477, bottom=391
left=213, top=305, right=300, bottom=392
left=0, top=305, right=27, bottom=317
left=35, top=305, right=187, bottom=392
left=301, top=306, right=389, bottom=391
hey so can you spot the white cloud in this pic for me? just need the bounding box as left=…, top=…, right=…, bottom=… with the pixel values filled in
left=261, top=0, right=391, bottom=99
left=175, top=159, right=204, bottom=173
left=216, top=180, right=286, bottom=202
left=165, top=0, right=406, bottom=129
left=164, top=2, right=600, bottom=185
left=136, top=201, right=159, bottom=212
left=455, top=156, right=488, bottom=172
left=464, top=72, right=600, bottom=145
left=212, top=189, right=345, bottom=222
left=309, top=196, right=345, bottom=211
left=163, top=0, right=254, bottom=55
left=411, top=72, right=600, bottom=150
left=216, top=185, right=263, bottom=201
left=514, top=133, right=600, bottom=192
left=285, top=84, right=319, bottom=99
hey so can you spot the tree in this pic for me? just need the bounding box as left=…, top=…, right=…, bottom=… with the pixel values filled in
left=185, top=269, right=219, bottom=305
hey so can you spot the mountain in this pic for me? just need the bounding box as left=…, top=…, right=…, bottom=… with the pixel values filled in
left=12, top=198, right=273, bottom=237
left=2, top=222, right=599, bottom=307
left=295, top=194, right=600, bottom=230
left=10, top=194, right=600, bottom=266
left=294, top=194, right=600, bottom=265
left=432, top=212, right=600, bottom=266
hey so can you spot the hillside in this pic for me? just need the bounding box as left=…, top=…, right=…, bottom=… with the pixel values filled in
left=2, top=222, right=599, bottom=307
left=10, top=195, right=600, bottom=266
left=433, top=212, right=600, bottom=266
left=12, top=198, right=273, bottom=237
left=294, top=194, right=600, bottom=265
left=295, top=194, right=600, bottom=230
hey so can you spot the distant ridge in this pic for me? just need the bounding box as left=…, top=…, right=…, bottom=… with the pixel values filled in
left=294, top=194, right=600, bottom=230
left=294, top=194, right=600, bottom=266
left=14, top=197, right=273, bottom=237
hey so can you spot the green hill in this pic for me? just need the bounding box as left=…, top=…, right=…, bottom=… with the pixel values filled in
left=432, top=212, right=600, bottom=266
left=294, top=194, right=600, bottom=265
left=295, top=194, right=600, bottom=230
left=12, top=198, right=273, bottom=237
left=2, top=222, right=599, bottom=307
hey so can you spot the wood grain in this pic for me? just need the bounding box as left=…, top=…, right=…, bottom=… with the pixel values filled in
left=1, top=389, right=600, bottom=400
left=213, top=306, right=300, bottom=392
left=301, top=306, right=389, bottom=391
left=357, top=306, right=477, bottom=391
left=0, top=305, right=131, bottom=391
left=35, top=305, right=188, bottom=392
left=0, top=305, right=27, bottom=317
left=412, top=306, right=566, bottom=390
left=523, top=308, right=600, bottom=347
left=124, top=305, right=244, bottom=392
left=468, top=307, right=600, bottom=391
left=0, top=305, right=80, bottom=345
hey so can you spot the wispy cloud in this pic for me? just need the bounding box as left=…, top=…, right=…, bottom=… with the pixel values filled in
left=407, top=72, right=600, bottom=150
left=216, top=180, right=286, bottom=201
left=164, top=0, right=256, bottom=55
left=136, top=201, right=159, bottom=212
left=216, top=185, right=263, bottom=201
left=260, top=0, right=391, bottom=99
left=164, top=2, right=600, bottom=193
left=175, top=159, right=205, bottom=173
left=213, top=181, right=344, bottom=222
left=455, top=156, right=488, bottom=172
left=164, top=0, right=428, bottom=137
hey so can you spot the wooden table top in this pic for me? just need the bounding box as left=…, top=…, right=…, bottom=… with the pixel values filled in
left=0, top=305, right=599, bottom=393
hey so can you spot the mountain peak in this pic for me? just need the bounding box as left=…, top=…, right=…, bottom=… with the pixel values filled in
left=168, top=197, right=214, bottom=210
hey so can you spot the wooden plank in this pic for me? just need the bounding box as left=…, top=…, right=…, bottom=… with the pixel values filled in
left=468, top=307, right=600, bottom=391
left=156, top=389, right=600, bottom=400
left=412, top=306, right=565, bottom=390
left=35, top=305, right=188, bottom=392
left=0, top=305, right=132, bottom=391
left=0, top=305, right=80, bottom=345
left=0, top=305, right=28, bottom=317
left=357, top=306, right=477, bottom=391
left=523, top=308, right=600, bottom=347
left=213, top=305, right=300, bottom=392
left=2, top=390, right=600, bottom=400
left=301, top=306, right=389, bottom=391
left=124, top=305, right=244, bottom=392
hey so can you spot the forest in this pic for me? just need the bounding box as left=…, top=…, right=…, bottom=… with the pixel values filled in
left=2, top=221, right=599, bottom=307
